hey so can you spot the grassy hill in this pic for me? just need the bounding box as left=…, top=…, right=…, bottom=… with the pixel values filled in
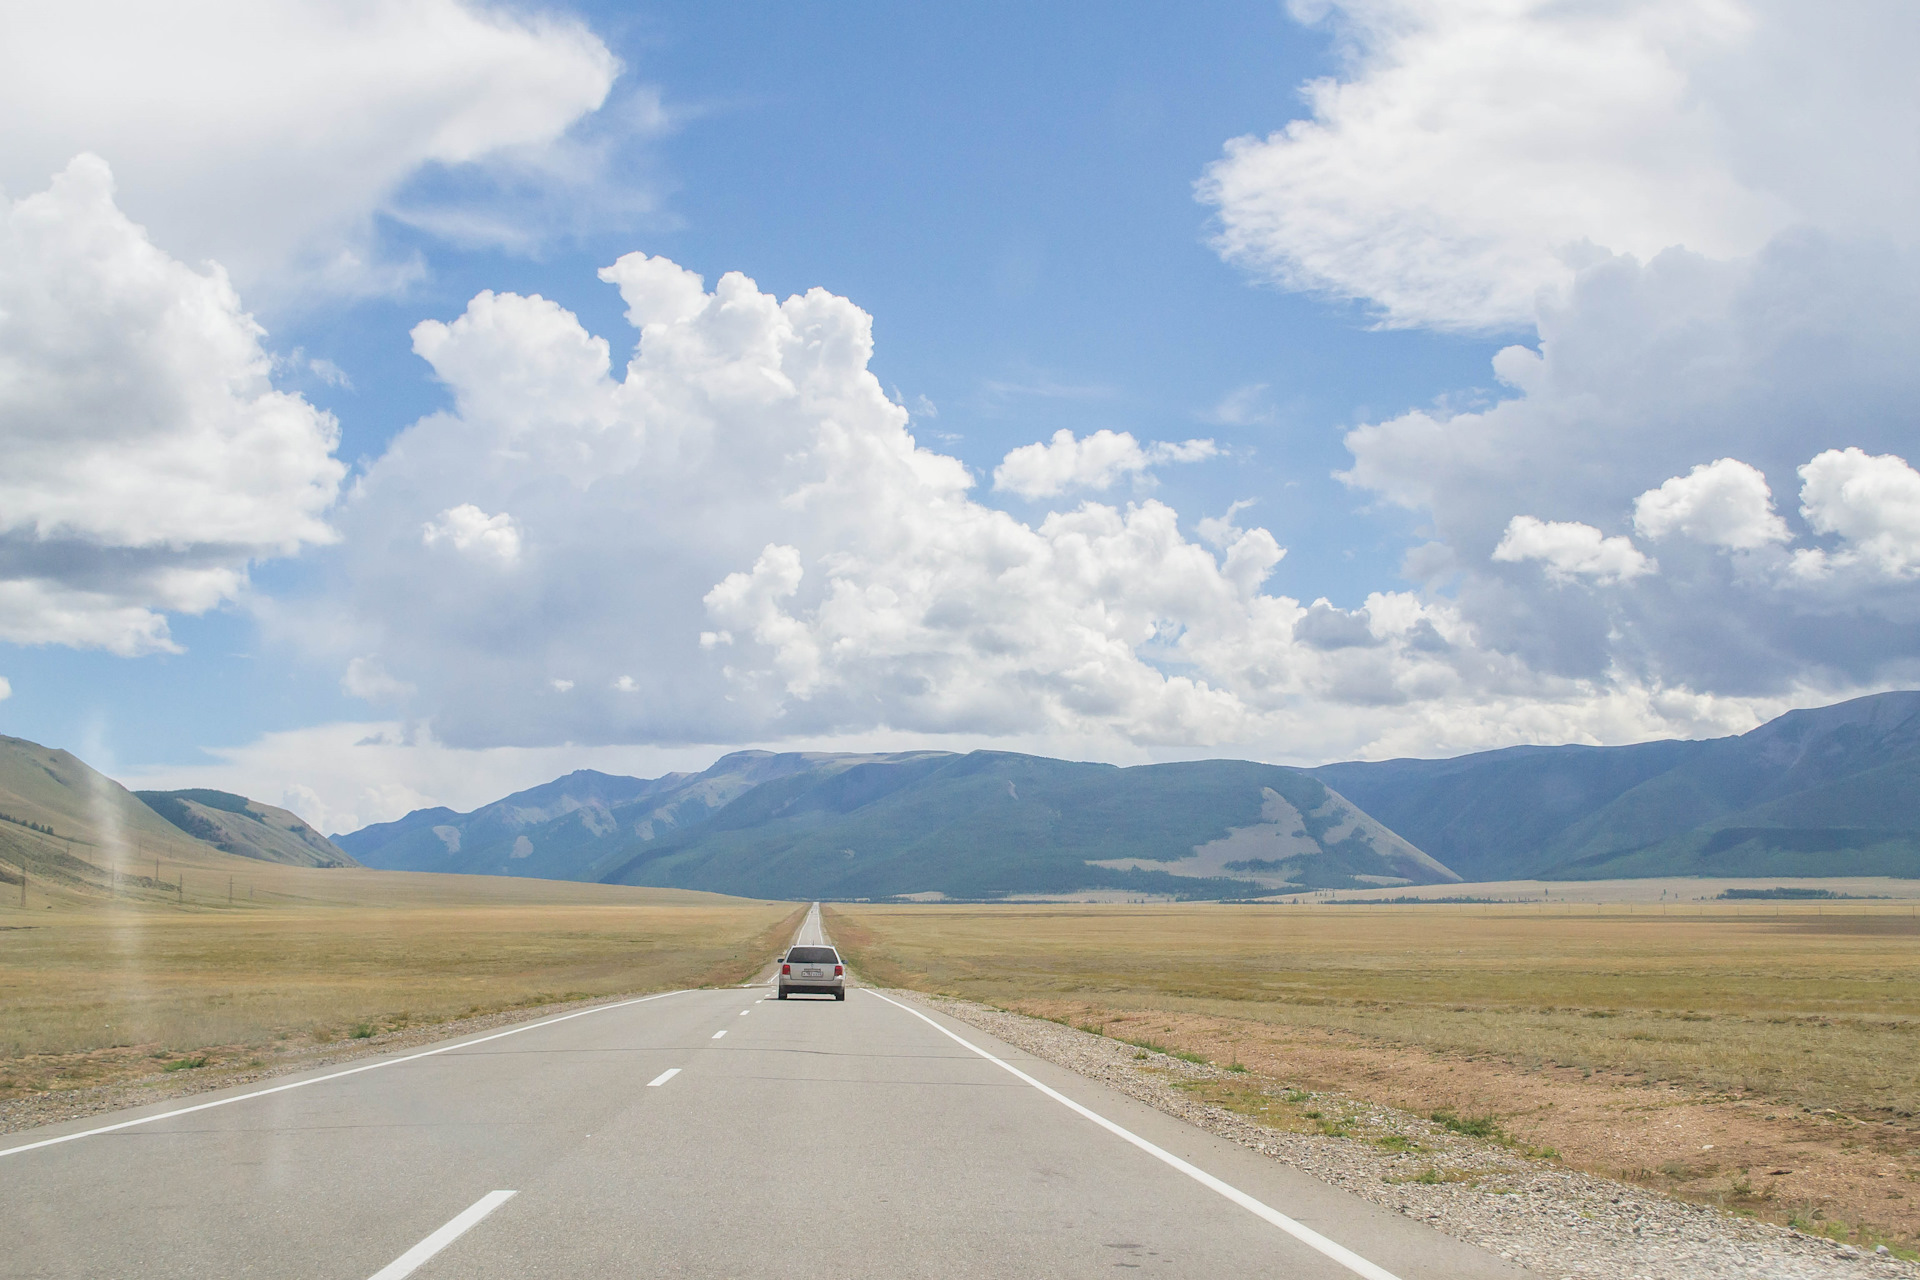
left=1313, top=691, right=1920, bottom=880
left=0, top=734, right=241, bottom=904
left=342, top=749, right=1460, bottom=898
left=135, top=789, right=357, bottom=868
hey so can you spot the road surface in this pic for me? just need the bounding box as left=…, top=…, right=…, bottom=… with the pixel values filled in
left=2, top=905, right=1523, bottom=1279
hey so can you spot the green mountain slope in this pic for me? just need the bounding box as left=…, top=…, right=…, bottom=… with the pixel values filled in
left=600, top=751, right=1458, bottom=899
left=339, top=749, right=1457, bottom=898
left=0, top=735, right=268, bottom=900
left=1313, top=691, right=1920, bottom=880
left=136, top=789, right=357, bottom=868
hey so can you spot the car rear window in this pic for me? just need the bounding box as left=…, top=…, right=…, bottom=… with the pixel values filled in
left=787, top=947, right=838, bottom=964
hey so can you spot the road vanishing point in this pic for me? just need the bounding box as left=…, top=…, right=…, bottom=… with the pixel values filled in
left=3, top=906, right=1524, bottom=1279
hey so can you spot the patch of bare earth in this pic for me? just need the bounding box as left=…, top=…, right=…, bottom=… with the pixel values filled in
left=970, top=996, right=1920, bottom=1267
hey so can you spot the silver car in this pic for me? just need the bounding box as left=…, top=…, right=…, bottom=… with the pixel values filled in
left=778, top=945, right=845, bottom=1000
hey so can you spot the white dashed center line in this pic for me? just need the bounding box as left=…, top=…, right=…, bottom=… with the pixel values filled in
left=647, top=1068, right=680, bottom=1087
left=739, top=1009, right=750, bottom=1016
left=366, top=1190, right=515, bottom=1280
left=711, top=1029, right=727, bottom=1039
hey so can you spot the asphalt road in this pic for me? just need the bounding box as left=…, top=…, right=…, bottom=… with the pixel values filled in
left=2, top=906, right=1524, bottom=1279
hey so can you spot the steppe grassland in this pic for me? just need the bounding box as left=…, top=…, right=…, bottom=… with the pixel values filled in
left=1, top=887, right=800, bottom=1098
left=828, top=901, right=1920, bottom=1115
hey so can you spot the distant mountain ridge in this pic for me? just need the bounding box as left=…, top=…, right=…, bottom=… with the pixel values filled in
left=335, top=691, right=1920, bottom=896
left=337, top=750, right=1457, bottom=898
left=1309, top=691, right=1920, bottom=880
left=136, top=788, right=357, bottom=868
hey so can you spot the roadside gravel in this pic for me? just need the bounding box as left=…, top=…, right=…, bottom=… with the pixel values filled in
left=907, top=991, right=1917, bottom=1280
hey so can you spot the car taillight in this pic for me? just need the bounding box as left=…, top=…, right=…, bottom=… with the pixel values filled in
left=781, top=963, right=791, bottom=974
left=834, top=965, right=843, bottom=976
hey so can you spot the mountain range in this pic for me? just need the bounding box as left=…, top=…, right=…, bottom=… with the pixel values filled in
left=1310, top=691, right=1920, bottom=881
left=335, top=751, right=1454, bottom=898
left=336, top=690, right=1920, bottom=897
left=11, top=689, right=1916, bottom=903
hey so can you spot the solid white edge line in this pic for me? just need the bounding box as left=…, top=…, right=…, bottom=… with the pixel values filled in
left=0, top=989, right=690, bottom=1160
left=367, top=1189, right=516, bottom=1280
left=646, top=1068, right=681, bottom=1087
left=865, top=990, right=1403, bottom=1280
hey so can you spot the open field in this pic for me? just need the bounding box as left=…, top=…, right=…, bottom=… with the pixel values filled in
left=829, top=900, right=1920, bottom=1253
left=0, top=878, right=799, bottom=1113
left=1263, top=876, right=1920, bottom=905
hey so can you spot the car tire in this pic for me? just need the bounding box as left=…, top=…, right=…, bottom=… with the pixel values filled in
left=777, top=988, right=787, bottom=1000
left=835, top=990, right=845, bottom=1001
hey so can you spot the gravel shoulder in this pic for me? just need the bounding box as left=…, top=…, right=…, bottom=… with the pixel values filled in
left=904, top=990, right=1918, bottom=1280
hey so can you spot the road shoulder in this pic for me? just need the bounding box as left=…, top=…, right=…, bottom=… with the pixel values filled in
left=890, top=990, right=1915, bottom=1280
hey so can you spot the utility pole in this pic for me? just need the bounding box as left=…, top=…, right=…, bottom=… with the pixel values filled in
left=229, top=876, right=234, bottom=905
left=16, top=860, right=23, bottom=909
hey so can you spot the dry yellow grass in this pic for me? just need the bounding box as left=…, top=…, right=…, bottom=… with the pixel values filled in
left=830, top=901, right=1920, bottom=1252
left=828, top=901, right=1920, bottom=1116
left=1, top=882, right=799, bottom=1103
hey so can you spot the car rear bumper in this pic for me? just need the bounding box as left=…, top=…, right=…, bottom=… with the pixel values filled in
left=778, top=983, right=844, bottom=995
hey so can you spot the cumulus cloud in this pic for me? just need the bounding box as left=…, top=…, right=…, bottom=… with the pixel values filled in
left=1493, top=517, right=1655, bottom=586
left=1200, top=0, right=1920, bottom=329
left=1633, top=457, right=1789, bottom=549
left=992, top=429, right=1218, bottom=500
left=249, top=251, right=1840, bottom=776
left=0, top=0, right=623, bottom=294
left=1793, top=448, right=1920, bottom=580
left=1341, top=239, right=1920, bottom=693
left=0, top=157, right=344, bottom=653
left=285, top=254, right=1702, bottom=757
left=1183, top=1, right=1920, bottom=706
left=423, top=504, right=522, bottom=563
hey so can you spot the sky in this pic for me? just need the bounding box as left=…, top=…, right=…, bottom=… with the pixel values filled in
left=2, top=0, right=1918, bottom=834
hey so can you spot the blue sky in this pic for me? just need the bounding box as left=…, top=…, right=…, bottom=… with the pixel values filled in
left=2, top=2, right=1916, bottom=829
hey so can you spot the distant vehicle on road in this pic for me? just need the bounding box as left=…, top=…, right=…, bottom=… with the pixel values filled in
left=779, top=945, right=845, bottom=1000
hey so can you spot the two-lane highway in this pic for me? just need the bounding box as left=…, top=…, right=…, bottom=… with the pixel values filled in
left=3, top=908, right=1524, bottom=1278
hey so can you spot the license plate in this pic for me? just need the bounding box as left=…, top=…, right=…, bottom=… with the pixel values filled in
left=804, top=967, right=823, bottom=977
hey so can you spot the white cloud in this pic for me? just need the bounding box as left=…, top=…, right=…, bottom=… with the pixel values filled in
left=308, top=358, right=352, bottom=389
left=0, top=157, right=344, bottom=654
left=1204, top=383, right=1276, bottom=426
left=1200, top=0, right=1920, bottom=329
left=293, top=256, right=1535, bottom=752
left=422, top=504, right=522, bottom=563
left=258, top=252, right=1885, bottom=776
left=550, top=678, right=574, bottom=693
left=1633, top=457, right=1789, bottom=549
left=1794, top=448, right=1920, bottom=580
left=0, top=676, right=10, bottom=701
left=0, top=0, right=622, bottom=295
left=1493, top=516, right=1655, bottom=585
left=1339, top=239, right=1920, bottom=695
left=992, top=429, right=1218, bottom=500
left=273, top=253, right=1859, bottom=768
left=342, top=657, right=415, bottom=704
left=1196, top=499, right=1260, bottom=551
